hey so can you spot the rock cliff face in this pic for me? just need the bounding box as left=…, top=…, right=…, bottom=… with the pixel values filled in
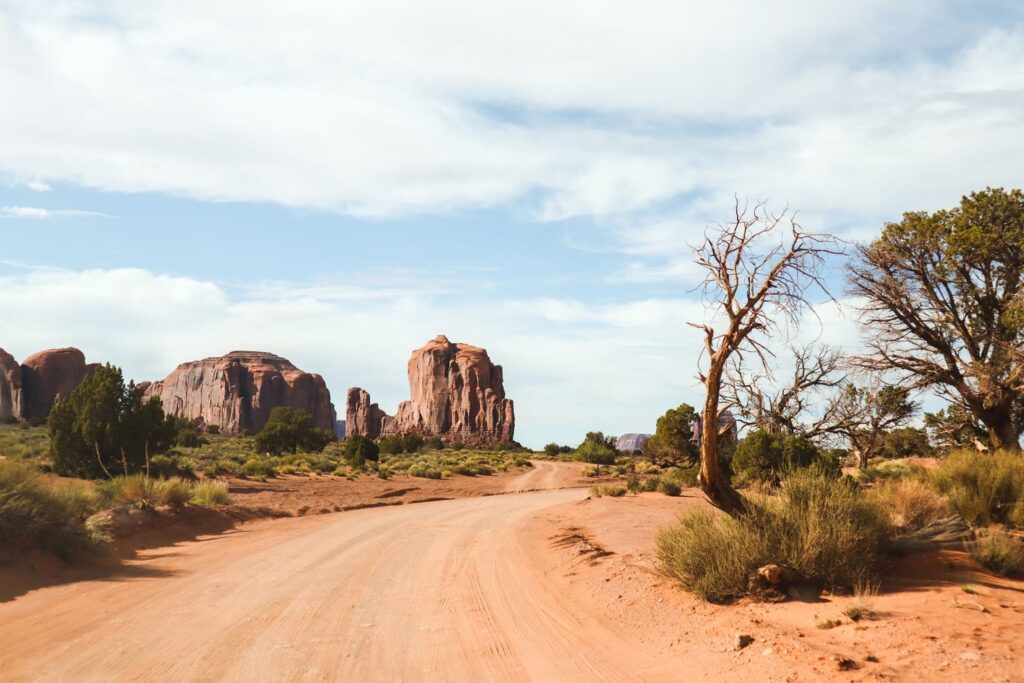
left=0, top=348, right=23, bottom=422
left=615, top=433, right=651, bottom=453
left=346, top=335, right=515, bottom=445
left=143, top=351, right=336, bottom=434
left=20, top=347, right=92, bottom=421
left=345, top=388, right=389, bottom=440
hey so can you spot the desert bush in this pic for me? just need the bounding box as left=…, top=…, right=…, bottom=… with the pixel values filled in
left=590, top=484, right=627, bottom=498
left=344, top=435, right=379, bottom=468
left=858, top=458, right=924, bottom=483
left=191, top=481, right=231, bottom=506
left=661, top=465, right=699, bottom=488
left=254, top=407, right=332, bottom=455
left=241, top=458, right=278, bottom=479
left=870, top=478, right=950, bottom=532
left=732, top=431, right=838, bottom=484
left=96, top=474, right=192, bottom=508
left=656, top=470, right=891, bottom=602
left=407, top=462, right=442, bottom=479
left=48, top=364, right=179, bottom=478
left=971, top=528, right=1024, bottom=576
left=0, top=460, right=105, bottom=560
left=212, top=458, right=240, bottom=476
left=572, top=432, right=618, bottom=465
left=658, top=480, right=682, bottom=497
left=931, top=450, right=1024, bottom=526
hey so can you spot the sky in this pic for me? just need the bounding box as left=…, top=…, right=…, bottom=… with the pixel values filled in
left=1, top=1, right=1023, bottom=447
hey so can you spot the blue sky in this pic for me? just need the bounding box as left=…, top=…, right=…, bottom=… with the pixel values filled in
left=1, top=1, right=1023, bottom=446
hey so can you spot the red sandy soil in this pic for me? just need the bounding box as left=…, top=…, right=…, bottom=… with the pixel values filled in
left=1, top=463, right=1020, bottom=681
left=530, top=490, right=1024, bottom=682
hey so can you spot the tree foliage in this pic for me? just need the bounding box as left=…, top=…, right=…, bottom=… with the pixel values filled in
left=344, top=434, right=379, bottom=468
left=826, top=383, right=917, bottom=468
left=848, top=187, right=1024, bottom=449
left=732, top=430, right=838, bottom=484
left=254, top=407, right=332, bottom=455
left=48, top=364, right=177, bottom=478
left=644, top=404, right=699, bottom=467
left=573, top=431, right=618, bottom=464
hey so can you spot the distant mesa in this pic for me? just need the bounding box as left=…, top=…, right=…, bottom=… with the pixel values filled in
left=615, top=433, right=651, bottom=453
left=142, top=350, right=337, bottom=435
left=347, top=335, right=515, bottom=446
left=0, top=346, right=97, bottom=423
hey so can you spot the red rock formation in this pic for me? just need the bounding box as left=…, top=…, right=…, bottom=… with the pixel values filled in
left=144, top=351, right=336, bottom=434
left=20, top=347, right=90, bottom=421
left=346, top=335, right=515, bottom=445
left=0, top=348, right=23, bottom=422
left=344, top=388, right=389, bottom=440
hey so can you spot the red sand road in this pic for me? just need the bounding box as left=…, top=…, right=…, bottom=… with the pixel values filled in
left=0, top=483, right=680, bottom=681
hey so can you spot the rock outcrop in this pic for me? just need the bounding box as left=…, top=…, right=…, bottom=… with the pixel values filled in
left=345, top=388, right=389, bottom=440
left=615, top=433, right=651, bottom=453
left=347, top=335, right=515, bottom=445
left=0, top=348, right=23, bottom=422
left=20, top=347, right=92, bottom=421
left=143, top=351, right=336, bottom=434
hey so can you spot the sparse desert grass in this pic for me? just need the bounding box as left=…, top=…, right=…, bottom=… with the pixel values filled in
left=0, top=459, right=105, bottom=560
left=869, top=478, right=951, bottom=532
left=590, top=484, right=627, bottom=498
left=931, top=450, right=1024, bottom=527
left=656, top=470, right=891, bottom=602
left=96, top=475, right=194, bottom=508
left=842, top=581, right=879, bottom=621
left=857, top=459, right=925, bottom=484
left=0, top=422, right=50, bottom=463
left=971, top=528, right=1024, bottom=576
left=961, top=583, right=982, bottom=595
left=657, top=480, right=682, bottom=497
left=241, top=457, right=279, bottom=479
left=382, top=449, right=529, bottom=479
left=190, top=481, right=231, bottom=506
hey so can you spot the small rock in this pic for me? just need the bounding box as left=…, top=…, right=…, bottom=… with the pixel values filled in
left=734, top=634, right=755, bottom=650
left=960, top=651, right=982, bottom=662
left=865, top=655, right=879, bottom=663
left=762, top=647, right=774, bottom=657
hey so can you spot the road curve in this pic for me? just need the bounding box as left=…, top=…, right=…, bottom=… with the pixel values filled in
left=0, top=486, right=675, bottom=682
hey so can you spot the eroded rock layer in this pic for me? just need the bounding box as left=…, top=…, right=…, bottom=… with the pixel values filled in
left=346, top=335, right=515, bottom=445
left=143, top=351, right=336, bottom=434
left=20, top=347, right=91, bottom=421
left=0, top=348, right=23, bottom=422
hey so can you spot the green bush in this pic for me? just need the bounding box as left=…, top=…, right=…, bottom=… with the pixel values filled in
left=159, top=478, right=192, bottom=508
left=858, top=459, right=924, bottom=483
left=0, top=460, right=105, bottom=560
left=254, top=407, right=332, bottom=455
left=656, top=470, right=891, bottom=602
left=591, top=484, right=627, bottom=498
left=408, top=462, right=442, bottom=479
left=971, top=529, right=1024, bottom=576
left=241, top=458, right=278, bottom=479
left=658, top=480, right=682, bottom=497
left=96, top=475, right=192, bottom=508
left=191, top=481, right=231, bottom=506
left=48, top=364, right=179, bottom=479
left=344, top=435, right=380, bottom=468
left=732, top=431, right=836, bottom=484
left=931, top=450, right=1024, bottom=526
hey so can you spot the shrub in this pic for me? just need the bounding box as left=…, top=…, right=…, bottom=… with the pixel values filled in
left=344, top=435, right=380, bottom=468
left=241, top=458, right=278, bottom=479
left=96, top=475, right=192, bottom=508
left=971, top=529, right=1024, bottom=576
left=859, top=459, right=924, bottom=483
left=191, top=481, right=231, bottom=506
left=48, top=364, right=179, bottom=478
left=158, top=478, right=192, bottom=508
left=206, top=425, right=221, bottom=435
left=869, top=478, right=950, bottom=532
left=424, top=437, right=444, bottom=450
left=656, top=470, right=891, bottom=602
left=591, top=484, right=627, bottom=498
left=931, top=450, right=1024, bottom=526
left=213, top=458, right=240, bottom=476
left=732, top=431, right=837, bottom=484
left=658, top=480, right=682, bottom=497
left=0, top=460, right=104, bottom=560
left=408, top=462, right=442, bottom=479
left=254, top=407, right=332, bottom=455
left=661, top=466, right=699, bottom=488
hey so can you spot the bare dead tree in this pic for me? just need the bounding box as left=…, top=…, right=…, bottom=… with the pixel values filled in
left=690, top=198, right=842, bottom=514
left=724, top=344, right=847, bottom=438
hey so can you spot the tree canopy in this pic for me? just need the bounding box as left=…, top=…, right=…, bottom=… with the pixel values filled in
left=254, top=407, right=332, bottom=455
left=848, top=187, right=1024, bottom=450
left=48, top=364, right=177, bottom=478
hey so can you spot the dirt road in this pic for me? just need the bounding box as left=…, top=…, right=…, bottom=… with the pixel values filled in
left=0, top=478, right=678, bottom=682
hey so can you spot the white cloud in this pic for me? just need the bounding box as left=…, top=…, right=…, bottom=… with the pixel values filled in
left=1, top=205, right=108, bottom=218
left=26, top=180, right=50, bottom=192
left=0, top=265, right=747, bottom=446
left=0, top=2, right=1019, bottom=223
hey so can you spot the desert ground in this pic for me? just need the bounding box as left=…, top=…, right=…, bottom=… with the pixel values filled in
left=2, top=460, right=1022, bottom=682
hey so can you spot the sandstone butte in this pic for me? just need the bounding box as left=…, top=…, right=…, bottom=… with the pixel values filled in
left=141, top=351, right=337, bottom=435
left=0, top=346, right=96, bottom=423
left=346, top=335, right=515, bottom=446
